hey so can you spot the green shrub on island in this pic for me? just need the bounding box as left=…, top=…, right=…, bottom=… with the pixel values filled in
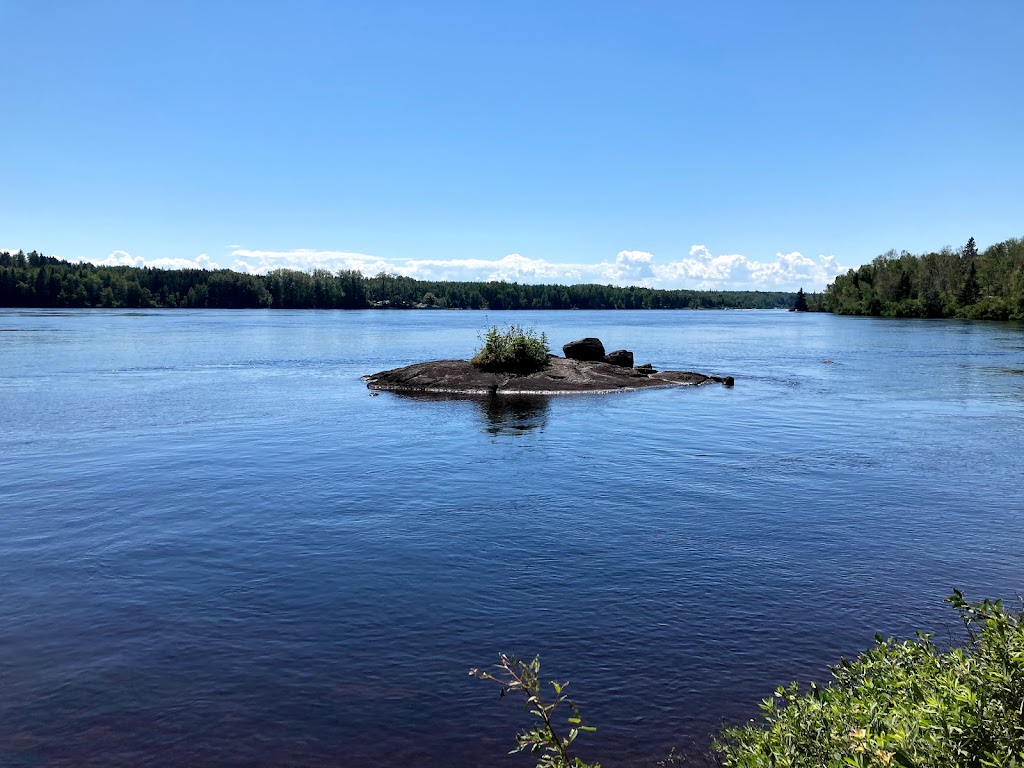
left=471, top=324, right=551, bottom=374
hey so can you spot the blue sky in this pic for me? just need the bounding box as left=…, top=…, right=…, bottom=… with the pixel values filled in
left=2, top=1, right=1021, bottom=290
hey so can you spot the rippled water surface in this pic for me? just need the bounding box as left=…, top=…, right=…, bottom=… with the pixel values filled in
left=2, top=309, right=1022, bottom=767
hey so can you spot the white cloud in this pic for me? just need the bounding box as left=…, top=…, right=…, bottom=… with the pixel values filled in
left=228, top=248, right=396, bottom=276
left=148, top=253, right=222, bottom=270
left=651, top=245, right=844, bottom=290
left=62, top=246, right=847, bottom=291
left=92, top=250, right=145, bottom=267
left=72, top=250, right=222, bottom=271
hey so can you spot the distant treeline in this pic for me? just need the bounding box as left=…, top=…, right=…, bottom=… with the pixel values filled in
left=819, top=236, right=1024, bottom=320
left=0, top=251, right=796, bottom=310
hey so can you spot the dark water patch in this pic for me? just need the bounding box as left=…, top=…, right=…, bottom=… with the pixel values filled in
left=975, top=365, right=1024, bottom=376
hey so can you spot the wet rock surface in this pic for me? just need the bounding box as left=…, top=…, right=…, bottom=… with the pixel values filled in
left=365, top=355, right=733, bottom=395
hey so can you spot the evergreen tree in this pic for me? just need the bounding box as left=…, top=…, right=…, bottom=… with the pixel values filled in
left=793, top=287, right=809, bottom=312
left=962, top=236, right=979, bottom=263
left=959, top=260, right=980, bottom=307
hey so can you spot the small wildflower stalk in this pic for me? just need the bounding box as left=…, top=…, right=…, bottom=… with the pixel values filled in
left=470, top=654, right=599, bottom=768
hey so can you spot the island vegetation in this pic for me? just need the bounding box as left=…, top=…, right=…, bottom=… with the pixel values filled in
left=819, top=236, right=1024, bottom=320
left=479, top=592, right=1024, bottom=768
left=0, top=251, right=795, bottom=310
left=471, top=324, right=551, bottom=374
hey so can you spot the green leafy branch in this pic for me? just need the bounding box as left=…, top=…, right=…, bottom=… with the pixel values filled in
left=470, top=654, right=599, bottom=768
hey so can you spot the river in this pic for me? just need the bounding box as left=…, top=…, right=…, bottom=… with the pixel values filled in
left=1, top=308, right=1022, bottom=766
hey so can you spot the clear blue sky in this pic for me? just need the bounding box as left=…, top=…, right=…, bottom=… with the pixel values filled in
left=2, top=1, right=1021, bottom=290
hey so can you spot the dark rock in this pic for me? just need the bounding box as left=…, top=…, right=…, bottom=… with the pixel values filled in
left=635, top=363, right=657, bottom=374
left=366, top=357, right=734, bottom=395
left=723, top=376, right=735, bottom=387
left=562, top=337, right=606, bottom=362
left=651, top=370, right=719, bottom=386
left=604, top=349, right=634, bottom=368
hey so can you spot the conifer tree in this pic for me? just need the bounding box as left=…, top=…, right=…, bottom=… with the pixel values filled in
left=793, top=287, right=809, bottom=312
left=962, top=236, right=979, bottom=263
left=959, top=260, right=980, bottom=306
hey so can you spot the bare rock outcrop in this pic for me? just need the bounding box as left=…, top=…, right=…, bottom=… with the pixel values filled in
left=366, top=357, right=732, bottom=395
left=562, top=338, right=606, bottom=362
left=604, top=349, right=634, bottom=367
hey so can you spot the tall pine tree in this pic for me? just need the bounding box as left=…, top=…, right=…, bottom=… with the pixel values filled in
left=959, top=237, right=980, bottom=306
left=793, top=287, right=809, bottom=312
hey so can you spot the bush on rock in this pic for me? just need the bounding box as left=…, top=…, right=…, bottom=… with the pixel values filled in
left=471, top=324, right=550, bottom=374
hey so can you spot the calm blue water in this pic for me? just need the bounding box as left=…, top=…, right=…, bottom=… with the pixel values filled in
left=1, top=309, right=1022, bottom=767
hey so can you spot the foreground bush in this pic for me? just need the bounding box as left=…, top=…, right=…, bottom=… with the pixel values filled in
left=477, top=593, right=1024, bottom=768
left=715, top=591, right=1024, bottom=767
left=471, top=324, right=550, bottom=374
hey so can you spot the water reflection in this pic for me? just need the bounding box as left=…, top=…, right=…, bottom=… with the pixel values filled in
left=478, top=395, right=550, bottom=435
left=386, top=392, right=550, bottom=435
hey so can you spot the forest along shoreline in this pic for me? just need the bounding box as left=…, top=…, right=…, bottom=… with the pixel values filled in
left=2, top=234, right=1021, bottom=320
left=0, top=250, right=794, bottom=310
left=811, top=236, right=1024, bottom=320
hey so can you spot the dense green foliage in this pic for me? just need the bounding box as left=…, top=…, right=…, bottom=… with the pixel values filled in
left=0, top=251, right=366, bottom=309
left=362, top=273, right=796, bottom=310
left=715, top=592, right=1024, bottom=767
left=822, top=237, right=1024, bottom=320
left=0, top=251, right=795, bottom=310
left=471, top=324, right=551, bottom=373
left=482, top=594, right=1024, bottom=767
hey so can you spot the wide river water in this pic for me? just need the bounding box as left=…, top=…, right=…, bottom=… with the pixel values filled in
left=1, top=308, right=1022, bottom=767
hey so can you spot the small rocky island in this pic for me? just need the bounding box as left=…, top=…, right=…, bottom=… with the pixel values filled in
left=365, top=336, right=734, bottom=395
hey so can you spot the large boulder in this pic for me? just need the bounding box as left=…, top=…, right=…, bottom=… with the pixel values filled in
left=604, top=349, right=634, bottom=368
left=562, top=337, right=606, bottom=362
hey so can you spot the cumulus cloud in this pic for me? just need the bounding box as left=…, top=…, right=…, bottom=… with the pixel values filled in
left=229, top=248, right=395, bottom=277
left=651, top=245, right=844, bottom=290
left=224, top=246, right=843, bottom=290
left=65, top=250, right=222, bottom=272
left=73, top=250, right=222, bottom=271
left=64, top=245, right=846, bottom=291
